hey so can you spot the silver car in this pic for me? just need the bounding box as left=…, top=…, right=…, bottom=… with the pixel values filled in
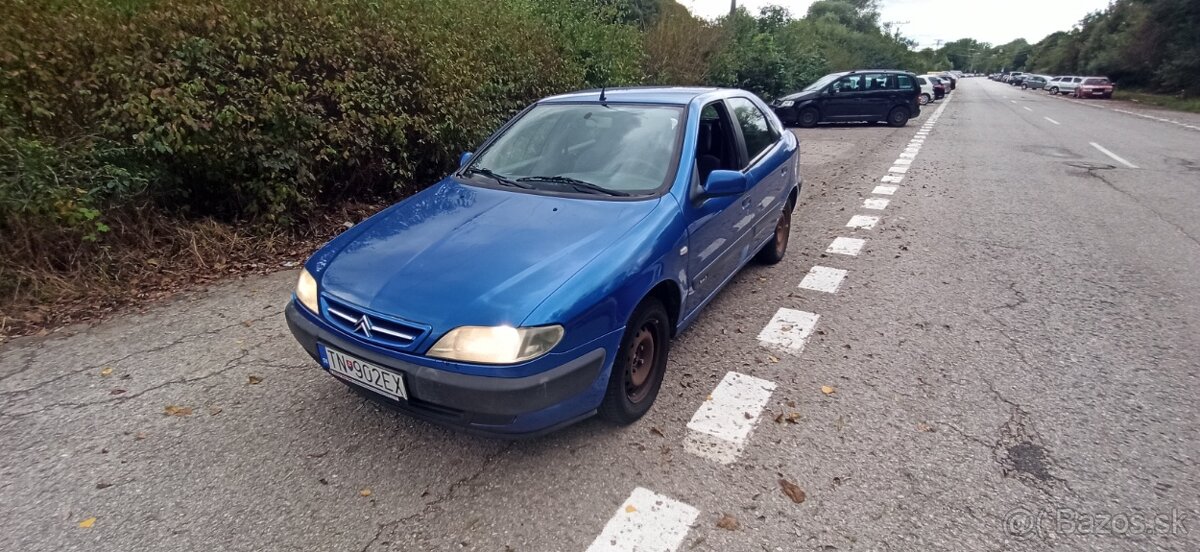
left=1048, top=76, right=1082, bottom=95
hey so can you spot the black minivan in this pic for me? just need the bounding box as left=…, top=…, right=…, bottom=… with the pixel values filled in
left=771, top=70, right=922, bottom=128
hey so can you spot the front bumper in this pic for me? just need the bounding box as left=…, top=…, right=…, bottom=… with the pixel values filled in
left=285, top=302, right=607, bottom=436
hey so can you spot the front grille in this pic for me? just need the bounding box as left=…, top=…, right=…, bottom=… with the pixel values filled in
left=322, top=294, right=427, bottom=350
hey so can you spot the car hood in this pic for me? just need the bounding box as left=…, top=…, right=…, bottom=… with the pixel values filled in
left=318, top=178, right=661, bottom=336
left=780, top=90, right=819, bottom=102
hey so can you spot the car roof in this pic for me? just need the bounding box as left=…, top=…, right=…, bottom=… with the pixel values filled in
left=540, top=86, right=724, bottom=106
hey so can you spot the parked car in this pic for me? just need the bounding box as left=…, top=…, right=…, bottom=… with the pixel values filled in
left=938, top=72, right=957, bottom=90
left=914, top=76, right=936, bottom=105
left=286, top=87, right=801, bottom=436
left=1010, top=73, right=1030, bottom=86
left=772, top=70, right=921, bottom=128
left=1074, top=76, right=1114, bottom=98
left=926, top=75, right=945, bottom=99
left=1022, top=75, right=1048, bottom=90
left=1049, top=76, right=1083, bottom=95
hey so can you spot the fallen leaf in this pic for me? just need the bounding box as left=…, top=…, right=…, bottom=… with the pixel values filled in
left=767, top=354, right=780, bottom=364
left=916, top=422, right=934, bottom=432
left=209, top=406, right=223, bottom=416
left=247, top=375, right=263, bottom=385
left=359, top=488, right=372, bottom=497
left=786, top=400, right=796, bottom=407
left=624, top=504, right=637, bottom=513
left=716, top=513, right=740, bottom=531
left=78, top=517, right=96, bottom=528
left=774, top=412, right=785, bottom=423
left=779, top=479, right=807, bottom=504
left=650, top=426, right=664, bottom=437
left=164, top=405, right=193, bottom=416
left=134, top=432, right=147, bottom=440
left=785, top=412, right=801, bottom=424
left=821, top=385, right=836, bottom=395
left=99, top=367, right=113, bottom=377
left=96, top=482, right=113, bottom=490
left=706, top=394, right=713, bottom=401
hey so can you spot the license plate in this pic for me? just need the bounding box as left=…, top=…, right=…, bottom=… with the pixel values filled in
left=1093, top=90, right=1104, bottom=94
left=325, top=346, right=408, bottom=400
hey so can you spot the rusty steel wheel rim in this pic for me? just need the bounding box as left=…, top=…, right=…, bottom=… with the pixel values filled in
left=624, top=325, right=658, bottom=403
left=774, top=208, right=791, bottom=256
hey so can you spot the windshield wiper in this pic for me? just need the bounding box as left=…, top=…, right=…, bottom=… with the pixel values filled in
left=516, top=175, right=630, bottom=197
left=462, top=166, right=533, bottom=189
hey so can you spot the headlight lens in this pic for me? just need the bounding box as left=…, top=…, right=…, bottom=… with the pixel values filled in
left=296, top=269, right=319, bottom=313
left=779, top=100, right=794, bottom=107
left=429, top=325, right=564, bottom=364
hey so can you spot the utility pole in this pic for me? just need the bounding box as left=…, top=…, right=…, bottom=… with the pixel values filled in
left=730, top=0, right=736, bottom=16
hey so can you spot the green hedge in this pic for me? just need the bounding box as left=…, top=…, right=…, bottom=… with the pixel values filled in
left=0, top=0, right=644, bottom=232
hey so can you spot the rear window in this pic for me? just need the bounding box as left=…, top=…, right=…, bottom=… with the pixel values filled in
left=1084, top=78, right=1111, bottom=85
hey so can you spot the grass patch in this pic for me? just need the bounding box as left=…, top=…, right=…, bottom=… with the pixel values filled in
left=1115, top=90, right=1200, bottom=113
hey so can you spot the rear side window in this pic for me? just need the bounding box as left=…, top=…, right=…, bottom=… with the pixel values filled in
left=726, top=97, right=779, bottom=164
left=862, top=73, right=892, bottom=90
left=897, top=75, right=914, bottom=90
left=916, top=77, right=927, bottom=85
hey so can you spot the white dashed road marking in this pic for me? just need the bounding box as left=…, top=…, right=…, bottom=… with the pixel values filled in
left=893, top=158, right=913, bottom=165
left=846, top=215, right=879, bottom=229
left=758, top=308, right=820, bottom=353
left=826, top=237, right=865, bottom=256
left=1044, top=116, right=1060, bottom=125
left=888, top=166, right=908, bottom=174
left=872, top=185, right=897, bottom=195
left=1089, top=142, right=1139, bottom=169
left=880, top=174, right=903, bottom=183
left=862, top=198, right=889, bottom=210
left=684, top=372, right=776, bottom=464
left=1023, top=106, right=1033, bottom=112
left=587, top=487, right=699, bottom=552
left=798, top=266, right=847, bottom=294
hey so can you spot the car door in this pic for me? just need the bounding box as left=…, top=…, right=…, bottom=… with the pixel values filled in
left=724, top=96, right=789, bottom=266
left=683, top=101, right=748, bottom=312
left=823, top=74, right=863, bottom=119
left=858, top=73, right=893, bottom=119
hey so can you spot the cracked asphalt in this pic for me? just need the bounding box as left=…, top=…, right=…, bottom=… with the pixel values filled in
left=2, top=79, right=1197, bottom=551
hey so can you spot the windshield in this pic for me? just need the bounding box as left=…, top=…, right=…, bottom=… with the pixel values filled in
left=802, top=73, right=845, bottom=92
left=1084, top=78, right=1110, bottom=85
left=465, top=103, right=683, bottom=196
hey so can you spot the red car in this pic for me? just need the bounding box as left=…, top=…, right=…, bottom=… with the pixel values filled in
left=1074, top=77, right=1114, bottom=99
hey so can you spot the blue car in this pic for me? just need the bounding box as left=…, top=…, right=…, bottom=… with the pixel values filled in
left=286, top=87, right=800, bottom=436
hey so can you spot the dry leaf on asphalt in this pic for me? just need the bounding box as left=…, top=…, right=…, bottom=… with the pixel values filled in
left=359, top=488, right=372, bottom=497
left=784, top=412, right=801, bottom=424
left=164, top=405, right=193, bottom=416
left=247, top=375, right=263, bottom=385
left=779, top=479, right=807, bottom=504
left=78, top=517, right=96, bottom=528
left=767, top=354, right=780, bottom=364
left=624, top=504, right=638, bottom=513
left=650, top=426, right=665, bottom=437
left=820, top=385, right=836, bottom=395
left=209, top=406, right=223, bottom=416
left=917, top=422, right=934, bottom=432
left=99, top=367, right=113, bottom=377
left=716, top=513, right=740, bottom=531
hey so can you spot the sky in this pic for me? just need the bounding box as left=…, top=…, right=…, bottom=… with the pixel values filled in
left=681, top=0, right=1113, bottom=49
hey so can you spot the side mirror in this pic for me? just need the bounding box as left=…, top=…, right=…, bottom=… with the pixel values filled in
left=703, top=170, right=748, bottom=197
left=458, top=151, right=474, bottom=168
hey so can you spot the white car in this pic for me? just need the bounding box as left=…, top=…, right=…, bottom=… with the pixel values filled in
left=914, top=76, right=937, bottom=105
left=1047, top=76, right=1082, bottom=95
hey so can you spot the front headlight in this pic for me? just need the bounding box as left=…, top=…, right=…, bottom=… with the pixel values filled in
left=296, top=269, right=319, bottom=313
left=428, top=325, right=564, bottom=364
left=779, top=100, right=794, bottom=107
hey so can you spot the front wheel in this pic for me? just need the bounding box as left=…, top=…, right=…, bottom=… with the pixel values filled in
left=797, top=107, right=820, bottom=128
left=886, top=106, right=910, bottom=127
left=1022, top=84, right=1028, bottom=90
left=1049, top=87, right=1058, bottom=95
left=919, top=93, right=931, bottom=106
left=756, top=196, right=794, bottom=264
left=598, top=299, right=671, bottom=425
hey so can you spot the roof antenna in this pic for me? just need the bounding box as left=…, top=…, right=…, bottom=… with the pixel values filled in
left=599, top=85, right=607, bottom=104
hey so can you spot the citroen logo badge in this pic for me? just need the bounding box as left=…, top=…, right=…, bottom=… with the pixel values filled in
left=353, top=316, right=372, bottom=338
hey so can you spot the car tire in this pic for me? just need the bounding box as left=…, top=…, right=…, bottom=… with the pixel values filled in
left=886, top=106, right=910, bottom=127
left=1049, top=87, right=1058, bottom=95
left=1022, top=84, right=1028, bottom=90
left=797, top=107, right=820, bottom=128
left=598, top=298, right=670, bottom=425
left=919, top=93, right=931, bottom=105
left=756, top=196, right=794, bottom=265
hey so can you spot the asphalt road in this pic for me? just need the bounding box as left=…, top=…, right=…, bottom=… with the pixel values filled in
left=2, top=78, right=1197, bottom=551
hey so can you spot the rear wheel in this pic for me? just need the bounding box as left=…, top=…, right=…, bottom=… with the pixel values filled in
left=756, top=196, right=794, bottom=264
left=886, top=106, right=910, bottom=127
left=599, top=299, right=670, bottom=425
left=1022, top=84, right=1028, bottom=90
left=797, top=107, right=820, bottom=128
left=1049, top=87, right=1059, bottom=95
left=919, top=93, right=931, bottom=105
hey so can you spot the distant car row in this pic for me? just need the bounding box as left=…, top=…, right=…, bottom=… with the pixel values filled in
left=988, top=72, right=1114, bottom=99
left=769, top=70, right=960, bottom=128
